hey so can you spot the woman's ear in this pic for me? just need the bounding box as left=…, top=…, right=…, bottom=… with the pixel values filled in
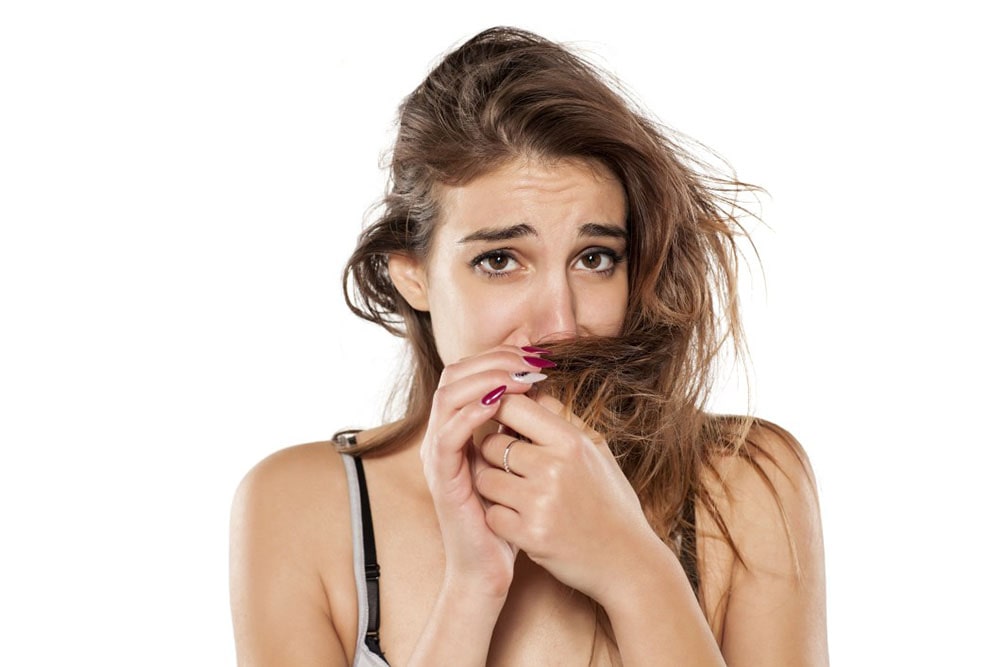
left=387, top=253, right=430, bottom=312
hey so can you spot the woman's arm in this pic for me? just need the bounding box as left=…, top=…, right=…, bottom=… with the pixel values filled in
left=604, top=423, right=828, bottom=666
left=709, top=423, right=829, bottom=666
left=229, top=437, right=506, bottom=667
left=229, top=444, right=351, bottom=667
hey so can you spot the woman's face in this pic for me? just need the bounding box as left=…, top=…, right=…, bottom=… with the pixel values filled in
left=391, top=158, right=629, bottom=366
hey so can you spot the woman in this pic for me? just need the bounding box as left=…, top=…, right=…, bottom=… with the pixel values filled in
left=230, top=27, right=828, bottom=666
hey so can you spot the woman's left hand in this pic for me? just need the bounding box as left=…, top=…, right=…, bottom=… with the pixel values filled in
left=475, top=392, right=664, bottom=605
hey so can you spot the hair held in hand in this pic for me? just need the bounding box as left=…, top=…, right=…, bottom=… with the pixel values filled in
left=341, top=26, right=807, bottom=592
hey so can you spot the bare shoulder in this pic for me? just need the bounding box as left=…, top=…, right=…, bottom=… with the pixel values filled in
left=697, top=419, right=828, bottom=666
left=232, top=441, right=353, bottom=563
left=230, top=441, right=356, bottom=667
left=710, top=420, right=820, bottom=536
left=233, top=440, right=349, bottom=516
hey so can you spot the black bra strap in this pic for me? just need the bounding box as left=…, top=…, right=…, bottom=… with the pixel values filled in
left=352, top=455, right=386, bottom=660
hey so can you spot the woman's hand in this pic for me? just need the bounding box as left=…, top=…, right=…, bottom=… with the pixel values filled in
left=419, top=345, right=553, bottom=604
left=474, top=393, right=664, bottom=606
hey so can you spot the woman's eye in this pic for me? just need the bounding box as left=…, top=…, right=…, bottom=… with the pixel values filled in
left=574, top=250, right=618, bottom=272
left=474, top=251, right=520, bottom=275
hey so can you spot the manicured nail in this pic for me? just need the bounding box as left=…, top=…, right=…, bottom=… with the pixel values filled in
left=521, top=345, right=552, bottom=354
left=481, top=385, right=507, bottom=406
left=511, top=371, right=547, bottom=384
left=524, top=356, right=556, bottom=369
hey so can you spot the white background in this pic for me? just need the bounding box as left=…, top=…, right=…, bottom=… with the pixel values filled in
left=1, top=1, right=997, bottom=665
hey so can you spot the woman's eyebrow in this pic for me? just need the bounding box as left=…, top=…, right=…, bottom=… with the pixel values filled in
left=458, top=222, right=626, bottom=244
left=579, top=223, right=627, bottom=240
left=458, top=223, right=537, bottom=244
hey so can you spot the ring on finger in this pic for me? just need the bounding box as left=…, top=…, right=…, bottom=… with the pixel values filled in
left=502, top=438, right=519, bottom=474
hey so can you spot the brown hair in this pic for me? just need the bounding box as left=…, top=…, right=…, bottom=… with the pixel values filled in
left=340, top=26, right=804, bottom=634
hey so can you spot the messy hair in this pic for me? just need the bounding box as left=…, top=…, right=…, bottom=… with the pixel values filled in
left=341, top=26, right=806, bottom=655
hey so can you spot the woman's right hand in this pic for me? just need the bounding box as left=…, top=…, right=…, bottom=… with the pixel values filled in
left=419, top=345, right=552, bottom=604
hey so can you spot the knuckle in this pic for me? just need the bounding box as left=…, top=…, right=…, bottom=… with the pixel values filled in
left=553, top=432, right=590, bottom=460
left=541, top=460, right=562, bottom=484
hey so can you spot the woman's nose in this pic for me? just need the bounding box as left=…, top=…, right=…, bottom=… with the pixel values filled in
left=528, top=273, right=577, bottom=344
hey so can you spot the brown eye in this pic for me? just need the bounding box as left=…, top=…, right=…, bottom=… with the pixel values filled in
left=473, top=250, right=521, bottom=276
left=486, top=254, right=510, bottom=271
left=574, top=250, right=616, bottom=272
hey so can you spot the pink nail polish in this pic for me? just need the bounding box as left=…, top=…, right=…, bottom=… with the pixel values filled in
left=524, top=356, right=557, bottom=369
left=522, top=345, right=552, bottom=354
left=481, top=385, right=507, bottom=406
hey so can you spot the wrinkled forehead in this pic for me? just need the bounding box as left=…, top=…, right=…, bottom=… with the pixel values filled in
left=430, top=156, right=627, bottom=244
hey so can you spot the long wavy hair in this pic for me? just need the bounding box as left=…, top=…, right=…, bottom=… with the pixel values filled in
left=339, top=27, right=803, bottom=651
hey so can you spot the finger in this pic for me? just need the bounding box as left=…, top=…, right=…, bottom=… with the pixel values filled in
left=534, top=391, right=571, bottom=416
left=492, top=394, right=590, bottom=450
left=476, top=466, right=525, bottom=510
left=496, top=422, right=520, bottom=438
left=433, top=369, right=532, bottom=418
left=422, top=396, right=502, bottom=480
left=480, top=433, right=541, bottom=476
left=534, top=393, right=603, bottom=443
left=493, top=394, right=617, bottom=468
left=484, top=503, right=521, bottom=545
left=439, top=346, right=555, bottom=388
left=423, top=364, right=544, bottom=487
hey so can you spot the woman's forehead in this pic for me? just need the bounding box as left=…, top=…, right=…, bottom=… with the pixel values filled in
left=432, top=157, right=626, bottom=235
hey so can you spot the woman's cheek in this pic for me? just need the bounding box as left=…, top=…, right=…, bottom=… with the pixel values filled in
left=428, top=292, right=515, bottom=364
left=464, top=294, right=523, bottom=351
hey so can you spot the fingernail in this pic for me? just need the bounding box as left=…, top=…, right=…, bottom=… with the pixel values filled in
left=522, top=345, right=552, bottom=354
left=481, top=385, right=507, bottom=406
left=511, top=371, right=547, bottom=384
left=524, top=356, right=556, bottom=369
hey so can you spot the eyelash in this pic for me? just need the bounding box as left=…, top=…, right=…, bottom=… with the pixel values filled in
left=469, top=247, right=626, bottom=279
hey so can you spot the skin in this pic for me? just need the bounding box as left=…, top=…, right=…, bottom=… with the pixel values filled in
left=230, top=158, right=829, bottom=666
left=404, top=157, right=630, bottom=362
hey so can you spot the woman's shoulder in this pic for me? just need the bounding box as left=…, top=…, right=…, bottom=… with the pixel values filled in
left=234, top=439, right=351, bottom=517
left=230, top=435, right=377, bottom=572
left=230, top=439, right=360, bottom=665
left=230, top=438, right=355, bottom=588
left=230, top=425, right=419, bottom=559
left=700, top=415, right=821, bottom=540
left=696, top=416, right=820, bottom=568
left=702, top=416, right=817, bottom=504
left=696, top=417, right=827, bottom=662
left=242, top=437, right=348, bottom=474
